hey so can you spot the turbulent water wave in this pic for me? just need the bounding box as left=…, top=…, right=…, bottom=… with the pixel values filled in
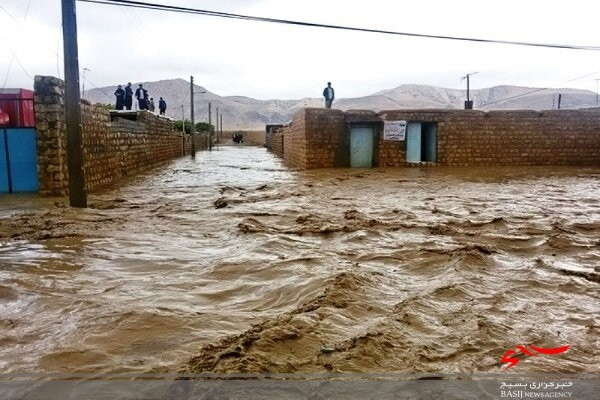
left=0, top=147, right=599, bottom=374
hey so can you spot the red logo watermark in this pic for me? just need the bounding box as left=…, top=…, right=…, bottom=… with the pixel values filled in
left=501, top=344, right=570, bottom=370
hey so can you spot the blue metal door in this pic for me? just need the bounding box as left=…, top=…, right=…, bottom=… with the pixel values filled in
left=0, top=129, right=8, bottom=192
left=1, top=128, right=38, bottom=193
left=350, top=126, right=374, bottom=168
left=406, top=122, right=422, bottom=163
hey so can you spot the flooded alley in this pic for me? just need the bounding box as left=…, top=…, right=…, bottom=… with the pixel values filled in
left=0, top=146, right=599, bottom=374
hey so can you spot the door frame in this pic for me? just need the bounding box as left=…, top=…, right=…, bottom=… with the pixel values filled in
left=404, top=121, right=438, bottom=164
left=347, top=122, right=381, bottom=168
left=348, top=123, right=379, bottom=168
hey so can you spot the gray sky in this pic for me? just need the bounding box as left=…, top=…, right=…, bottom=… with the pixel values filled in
left=1, top=0, right=600, bottom=99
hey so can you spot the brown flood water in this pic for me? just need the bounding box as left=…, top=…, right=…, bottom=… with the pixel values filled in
left=0, top=146, right=599, bottom=374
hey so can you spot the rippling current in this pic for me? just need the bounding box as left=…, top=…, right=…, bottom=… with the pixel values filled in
left=0, top=146, right=598, bottom=374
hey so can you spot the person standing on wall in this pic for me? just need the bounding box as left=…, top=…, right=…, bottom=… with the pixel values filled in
left=143, top=89, right=150, bottom=110
left=149, top=97, right=156, bottom=113
left=323, top=82, right=335, bottom=109
left=158, top=97, right=167, bottom=115
left=135, top=84, right=147, bottom=110
left=114, top=85, right=125, bottom=110
left=124, top=82, right=133, bottom=110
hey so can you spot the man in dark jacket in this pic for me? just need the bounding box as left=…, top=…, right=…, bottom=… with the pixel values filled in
left=135, top=84, right=147, bottom=110
left=323, top=82, right=335, bottom=108
left=114, top=85, right=125, bottom=110
left=124, top=82, right=133, bottom=110
left=158, top=97, right=167, bottom=115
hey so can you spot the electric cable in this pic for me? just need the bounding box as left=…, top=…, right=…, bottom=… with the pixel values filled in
left=77, top=0, right=600, bottom=51
left=1, top=0, right=33, bottom=91
left=480, top=69, right=600, bottom=108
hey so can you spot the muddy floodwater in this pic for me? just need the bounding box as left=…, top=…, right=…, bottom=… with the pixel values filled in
left=0, top=146, right=599, bottom=374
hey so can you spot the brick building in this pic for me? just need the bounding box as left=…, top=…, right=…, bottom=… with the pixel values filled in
left=267, top=108, right=600, bottom=169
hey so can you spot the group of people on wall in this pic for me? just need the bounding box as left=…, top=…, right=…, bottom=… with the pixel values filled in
left=114, top=81, right=334, bottom=117
left=114, top=83, right=167, bottom=115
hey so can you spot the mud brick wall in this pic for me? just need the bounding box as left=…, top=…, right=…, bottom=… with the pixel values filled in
left=380, top=109, right=600, bottom=166
left=183, top=133, right=209, bottom=154
left=266, top=128, right=284, bottom=157
left=34, top=75, right=184, bottom=196
left=113, top=115, right=182, bottom=178
left=282, top=109, right=306, bottom=168
left=33, top=77, right=69, bottom=196
left=283, top=108, right=345, bottom=169
left=81, top=104, right=121, bottom=191
left=271, top=129, right=284, bottom=157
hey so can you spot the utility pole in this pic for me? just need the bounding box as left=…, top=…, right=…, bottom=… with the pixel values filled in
left=595, top=78, right=599, bottom=107
left=190, top=76, right=195, bottom=158
left=181, top=104, right=185, bottom=134
left=215, top=107, right=219, bottom=145
left=557, top=93, right=562, bottom=110
left=81, top=67, right=90, bottom=98
left=462, top=71, right=478, bottom=109
left=61, top=0, right=87, bottom=208
left=220, top=113, right=223, bottom=144
left=181, top=104, right=185, bottom=155
left=208, top=102, right=212, bottom=151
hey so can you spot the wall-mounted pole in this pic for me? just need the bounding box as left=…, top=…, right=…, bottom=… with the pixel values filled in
left=61, top=0, right=87, bottom=208
left=462, top=71, right=478, bottom=110
left=466, top=73, right=473, bottom=105
left=81, top=67, right=90, bottom=98
left=190, top=76, right=196, bottom=158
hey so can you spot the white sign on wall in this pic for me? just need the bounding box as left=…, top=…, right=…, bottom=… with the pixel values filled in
left=383, top=120, right=407, bottom=141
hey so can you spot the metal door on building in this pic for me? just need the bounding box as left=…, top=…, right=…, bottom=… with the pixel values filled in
left=406, top=122, right=437, bottom=163
left=1, top=128, right=39, bottom=193
left=406, top=122, right=422, bottom=163
left=350, top=126, right=374, bottom=168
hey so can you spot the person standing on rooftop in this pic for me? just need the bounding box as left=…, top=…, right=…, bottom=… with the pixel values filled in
left=158, top=97, right=167, bottom=115
left=135, top=84, right=147, bottom=110
left=323, top=82, right=335, bottom=109
left=114, top=85, right=125, bottom=110
left=124, top=82, right=133, bottom=110
left=149, top=97, right=155, bottom=113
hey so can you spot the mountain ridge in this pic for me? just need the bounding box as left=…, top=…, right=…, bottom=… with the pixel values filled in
left=84, top=81, right=598, bottom=130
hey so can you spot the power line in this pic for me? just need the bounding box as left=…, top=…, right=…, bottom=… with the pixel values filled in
left=479, top=69, right=600, bottom=108
left=0, top=5, right=20, bottom=22
left=82, top=76, right=113, bottom=101
left=120, top=5, right=146, bottom=37
left=1, top=0, right=33, bottom=91
left=0, top=2, right=119, bottom=104
left=0, top=34, right=34, bottom=81
left=77, top=0, right=600, bottom=51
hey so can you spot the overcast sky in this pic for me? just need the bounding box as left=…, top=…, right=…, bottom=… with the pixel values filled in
left=1, top=0, right=600, bottom=100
